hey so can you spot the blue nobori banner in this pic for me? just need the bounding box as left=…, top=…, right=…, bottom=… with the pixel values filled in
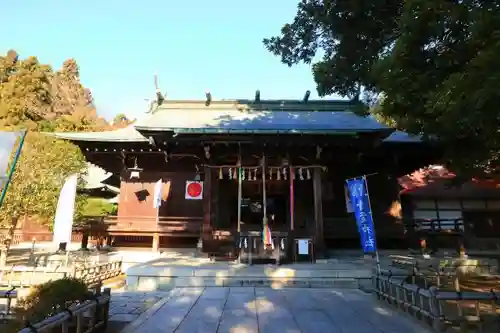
left=346, top=176, right=377, bottom=253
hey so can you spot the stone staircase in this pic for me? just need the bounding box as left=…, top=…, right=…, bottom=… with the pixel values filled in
left=125, top=258, right=373, bottom=291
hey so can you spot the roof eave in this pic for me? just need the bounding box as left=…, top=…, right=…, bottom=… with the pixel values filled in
left=47, top=132, right=148, bottom=143
left=134, top=127, right=392, bottom=135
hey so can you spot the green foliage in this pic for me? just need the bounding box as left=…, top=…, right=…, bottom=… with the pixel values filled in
left=264, top=1, right=500, bottom=176
left=0, top=132, right=87, bottom=227
left=0, top=51, right=53, bottom=129
left=82, top=198, right=117, bottom=216
left=15, top=277, right=90, bottom=323
left=0, top=50, right=118, bottom=232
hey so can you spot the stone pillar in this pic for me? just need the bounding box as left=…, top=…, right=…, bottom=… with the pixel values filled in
left=313, top=168, right=325, bottom=254
left=152, top=233, right=160, bottom=252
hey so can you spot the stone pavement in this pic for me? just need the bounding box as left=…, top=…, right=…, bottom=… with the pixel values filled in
left=109, top=290, right=171, bottom=322
left=121, top=287, right=433, bottom=333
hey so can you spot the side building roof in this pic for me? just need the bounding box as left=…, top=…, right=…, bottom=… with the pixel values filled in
left=51, top=125, right=148, bottom=143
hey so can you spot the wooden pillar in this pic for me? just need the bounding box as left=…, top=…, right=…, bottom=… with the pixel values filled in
left=152, top=233, right=160, bottom=252
left=202, top=167, right=212, bottom=241
left=289, top=166, right=295, bottom=231
left=81, top=231, right=89, bottom=249
left=313, top=168, right=324, bottom=253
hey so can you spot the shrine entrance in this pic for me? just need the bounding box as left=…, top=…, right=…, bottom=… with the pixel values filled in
left=211, top=161, right=319, bottom=263
left=214, top=167, right=315, bottom=233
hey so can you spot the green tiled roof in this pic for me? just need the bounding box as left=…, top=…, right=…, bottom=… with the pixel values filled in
left=48, top=100, right=422, bottom=143
left=134, top=99, right=391, bottom=134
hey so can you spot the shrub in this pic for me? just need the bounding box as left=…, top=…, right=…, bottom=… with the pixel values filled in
left=14, top=277, right=91, bottom=327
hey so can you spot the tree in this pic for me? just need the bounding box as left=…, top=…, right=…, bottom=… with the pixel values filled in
left=263, top=1, right=500, bottom=177
left=0, top=50, right=53, bottom=129
left=0, top=50, right=112, bottom=263
left=0, top=133, right=87, bottom=264
left=112, top=113, right=133, bottom=128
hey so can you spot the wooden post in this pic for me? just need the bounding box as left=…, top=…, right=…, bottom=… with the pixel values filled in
left=81, top=231, right=89, bottom=250
left=289, top=166, right=295, bottom=231
left=202, top=166, right=212, bottom=242
left=313, top=167, right=324, bottom=253
left=262, top=156, right=267, bottom=228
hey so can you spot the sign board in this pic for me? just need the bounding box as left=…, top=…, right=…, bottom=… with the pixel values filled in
left=185, top=181, right=203, bottom=200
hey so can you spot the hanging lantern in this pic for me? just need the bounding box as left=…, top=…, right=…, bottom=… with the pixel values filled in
left=242, top=168, right=246, bottom=180
left=277, top=169, right=281, bottom=180
left=233, top=168, right=237, bottom=180
left=229, top=168, right=233, bottom=180
left=282, top=167, right=287, bottom=181
left=299, top=168, right=304, bottom=180
left=306, top=168, right=311, bottom=180
left=218, top=168, right=223, bottom=179
left=253, top=169, right=257, bottom=181
left=269, top=168, right=273, bottom=180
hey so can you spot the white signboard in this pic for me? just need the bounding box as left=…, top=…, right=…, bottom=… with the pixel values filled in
left=298, top=239, right=309, bottom=255
left=185, top=181, right=203, bottom=200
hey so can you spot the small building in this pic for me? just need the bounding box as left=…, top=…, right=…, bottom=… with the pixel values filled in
left=53, top=98, right=439, bottom=259
left=400, top=166, right=500, bottom=252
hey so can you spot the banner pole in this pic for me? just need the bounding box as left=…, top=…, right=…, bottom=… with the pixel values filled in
left=362, top=176, right=381, bottom=274
left=0, top=130, right=27, bottom=209
left=345, top=172, right=378, bottom=182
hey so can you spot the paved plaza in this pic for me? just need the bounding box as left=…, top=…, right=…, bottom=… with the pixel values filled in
left=119, top=287, right=432, bottom=333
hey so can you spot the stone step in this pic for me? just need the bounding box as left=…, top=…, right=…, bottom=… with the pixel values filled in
left=124, top=258, right=373, bottom=291
left=126, top=276, right=364, bottom=291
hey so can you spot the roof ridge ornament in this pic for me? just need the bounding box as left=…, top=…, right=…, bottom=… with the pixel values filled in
left=145, top=74, right=167, bottom=113
left=303, top=90, right=310, bottom=103
left=205, top=91, right=212, bottom=106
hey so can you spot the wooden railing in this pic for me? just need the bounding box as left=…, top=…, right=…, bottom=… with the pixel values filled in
left=0, top=288, right=17, bottom=320
left=87, top=215, right=202, bottom=235
left=17, top=288, right=111, bottom=333
left=0, top=261, right=122, bottom=288
left=372, top=271, right=500, bottom=332
left=324, top=216, right=468, bottom=240
left=408, top=218, right=465, bottom=232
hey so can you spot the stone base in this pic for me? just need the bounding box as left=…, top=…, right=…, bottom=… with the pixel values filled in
left=125, top=257, right=372, bottom=291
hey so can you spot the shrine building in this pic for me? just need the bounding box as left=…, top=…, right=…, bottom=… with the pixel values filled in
left=52, top=96, right=440, bottom=260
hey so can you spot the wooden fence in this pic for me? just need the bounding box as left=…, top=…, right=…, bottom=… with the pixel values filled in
left=389, top=257, right=499, bottom=291
left=0, top=260, right=122, bottom=288
left=16, top=288, right=111, bottom=333
left=0, top=288, right=17, bottom=320
left=372, top=271, right=500, bottom=332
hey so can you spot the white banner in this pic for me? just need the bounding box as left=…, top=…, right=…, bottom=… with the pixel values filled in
left=53, top=174, right=78, bottom=247
left=153, top=179, right=163, bottom=208
left=345, top=184, right=353, bottom=213
left=0, top=131, right=19, bottom=178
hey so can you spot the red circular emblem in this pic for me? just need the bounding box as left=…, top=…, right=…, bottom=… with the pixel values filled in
left=187, top=182, right=202, bottom=198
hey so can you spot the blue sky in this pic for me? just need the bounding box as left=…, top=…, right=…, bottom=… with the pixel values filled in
left=2, top=1, right=340, bottom=119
